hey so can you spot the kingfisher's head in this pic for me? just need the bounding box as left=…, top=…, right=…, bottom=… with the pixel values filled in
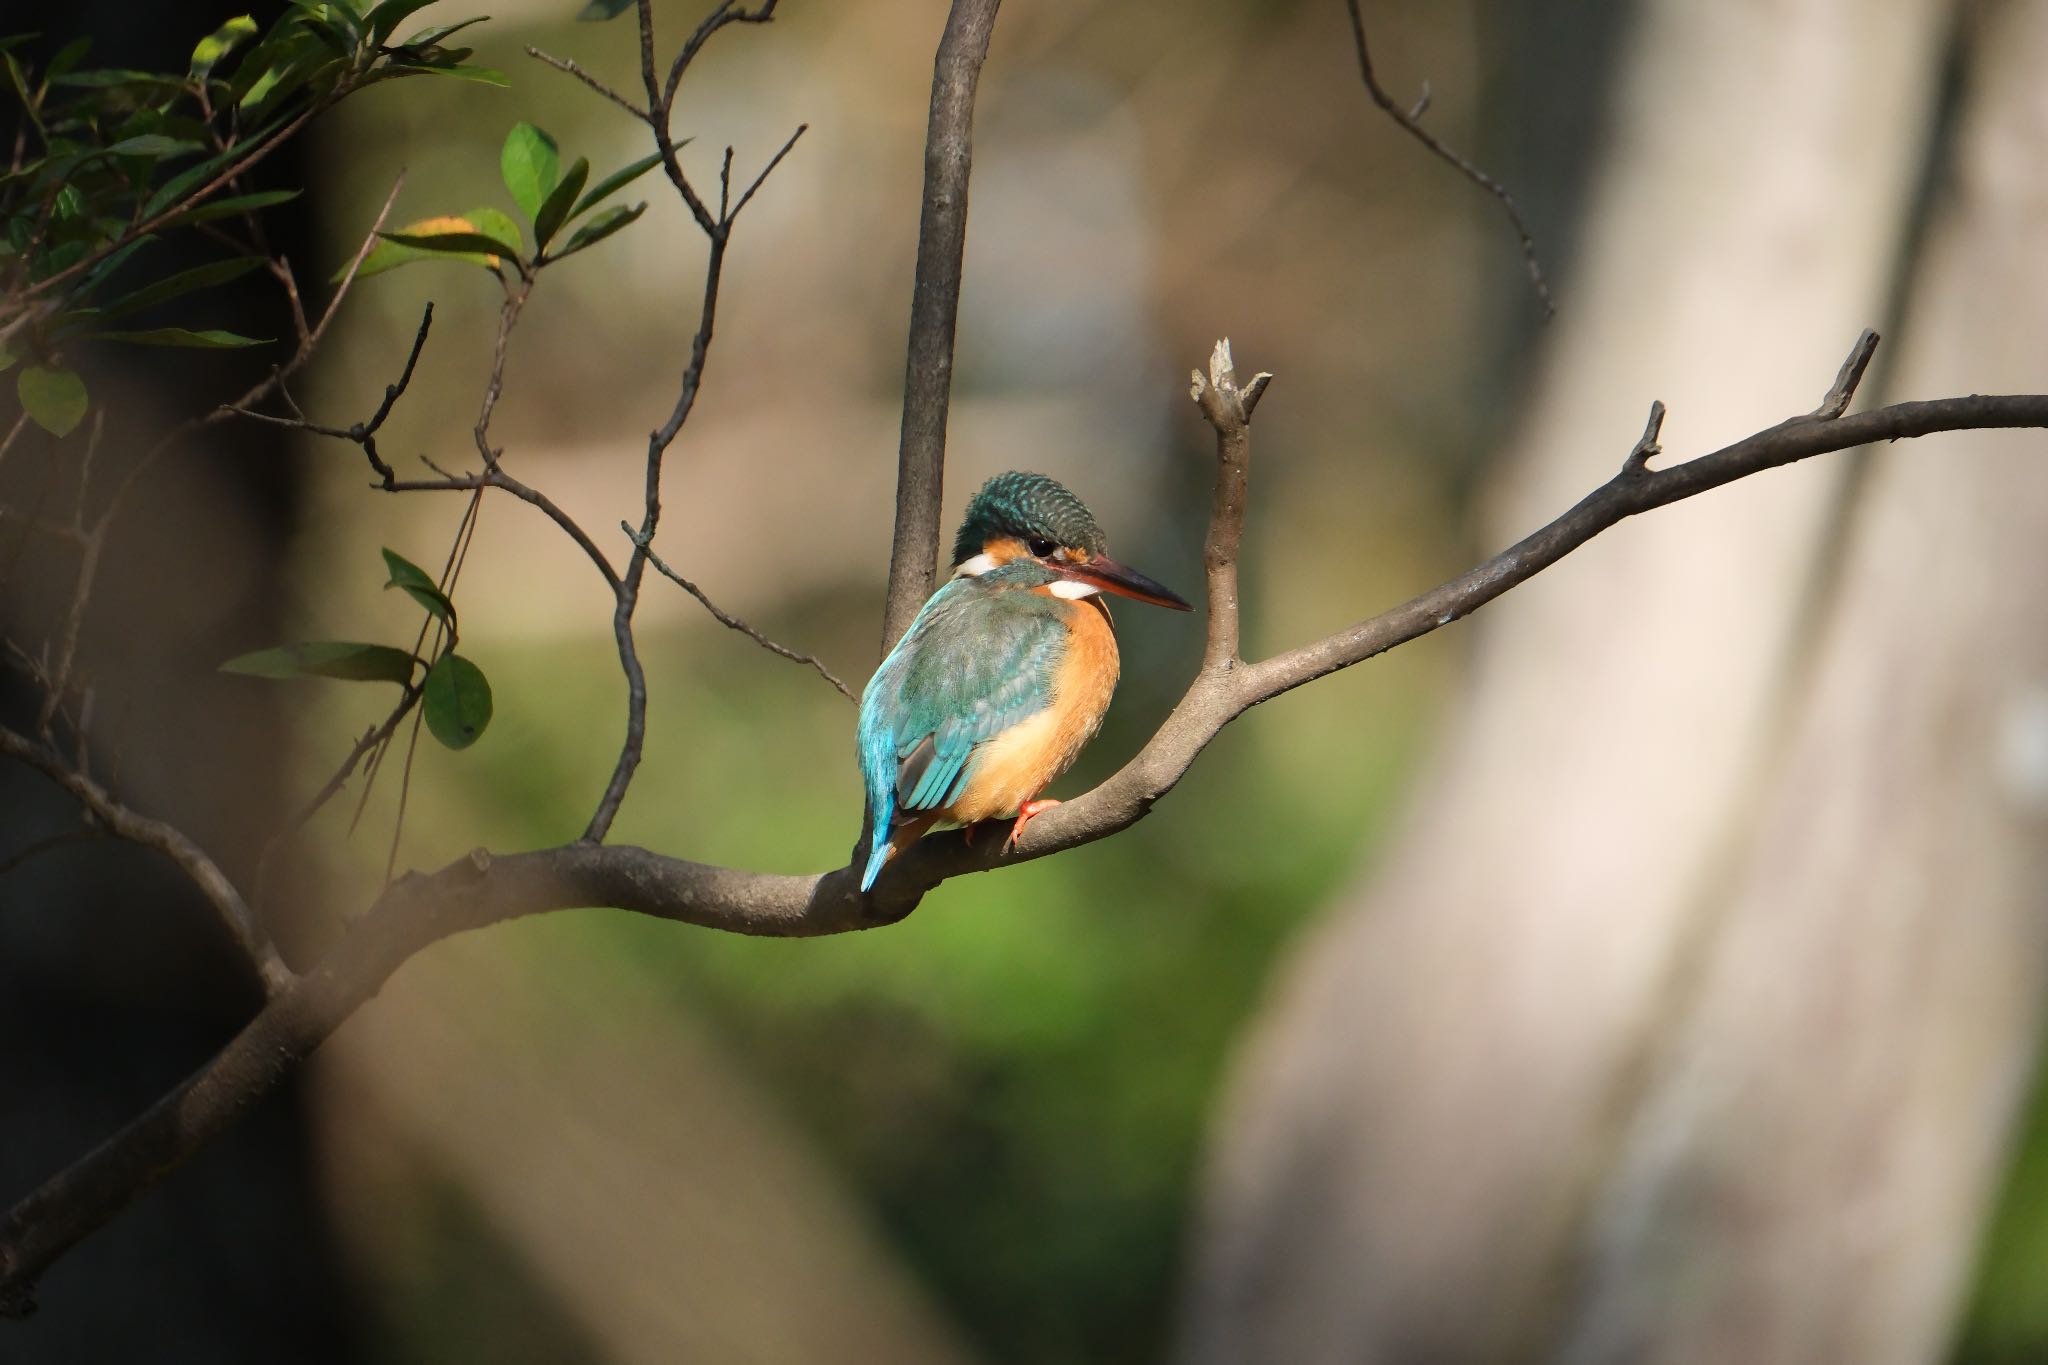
left=950, top=471, right=1192, bottom=610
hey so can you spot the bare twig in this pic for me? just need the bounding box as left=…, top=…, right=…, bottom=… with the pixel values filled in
left=0, top=827, right=102, bottom=878
left=36, top=416, right=108, bottom=737
left=880, top=0, right=1005, bottom=654
left=730, top=124, right=809, bottom=222
left=100, top=172, right=409, bottom=529
left=525, top=44, right=649, bottom=120
left=1342, top=0, right=1552, bottom=317
left=626, top=523, right=855, bottom=701
left=663, top=1, right=780, bottom=114
left=388, top=467, right=621, bottom=592
left=584, top=6, right=808, bottom=843
left=0, top=412, right=28, bottom=470
left=585, top=227, right=731, bottom=841
left=228, top=300, right=433, bottom=488
left=0, top=724, right=290, bottom=996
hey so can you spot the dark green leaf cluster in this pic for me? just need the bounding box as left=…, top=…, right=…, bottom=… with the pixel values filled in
left=1, top=2, right=495, bottom=434
left=221, top=547, right=493, bottom=752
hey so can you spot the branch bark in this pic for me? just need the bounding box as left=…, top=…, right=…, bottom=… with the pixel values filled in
left=0, top=726, right=292, bottom=996
left=878, top=0, right=1004, bottom=655
left=5, top=324, right=2047, bottom=1314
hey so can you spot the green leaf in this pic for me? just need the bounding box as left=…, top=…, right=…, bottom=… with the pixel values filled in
left=554, top=200, right=644, bottom=258
left=106, top=133, right=205, bottom=159
left=464, top=205, right=523, bottom=251
left=378, top=227, right=523, bottom=259
left=366, top=0, right=444, bottom=43
left=381, top=547, right=457, bottom=629
left=46, top=36, right=92, bottom=82
left=0, top=341, right=18, bottom=372
left=349, top=208, right=520, bottom=279
left=422, top=653, right=492, bottom=749
left=413, top=63, right=508, bottom=85
left=531, top=155, right=587, bottom=250
left=399, top=15, right=488, bottom=46
left=288, top=1, right=365, bottom=47
left=17, top=366, right=87, bottom=437
left=571, top=151, right=661, bottom=219
left=158, top=188, right=303, bottom=228
left=48, top=68, right=187, bottom=92
left=578, top=0, right=635, bottom=20
left=220, top=641, right=419, bottom=683
left=76, top=235, right=156, bottom=293
left=100, top=256, right=265, bottom=319
left=93, top=327, right=270, bottom=348
left=500, top=121, right=558, bottom=222
left=141, top=143, right=242, bottom=218
left=190, top=15, right=260, bottom=79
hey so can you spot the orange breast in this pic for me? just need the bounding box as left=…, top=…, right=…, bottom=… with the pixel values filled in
left=945, top=598, right=1120, bottom=824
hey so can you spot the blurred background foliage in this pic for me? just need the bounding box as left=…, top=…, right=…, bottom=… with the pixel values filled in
left=10, top=0, right=2048, bottom=1362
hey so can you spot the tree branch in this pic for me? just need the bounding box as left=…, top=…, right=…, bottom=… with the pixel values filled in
left=6, top=330, right=2044, bottom=1317
left=878, top=0, right=1004, bottom=655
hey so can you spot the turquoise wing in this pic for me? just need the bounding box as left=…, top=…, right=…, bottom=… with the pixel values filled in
left=857, top=576, right=1063, bottom=885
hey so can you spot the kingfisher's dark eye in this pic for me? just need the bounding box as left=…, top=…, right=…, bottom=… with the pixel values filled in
left=1026, top=537, right=1057, bottom=557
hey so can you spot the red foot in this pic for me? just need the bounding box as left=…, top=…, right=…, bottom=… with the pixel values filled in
left=1004, top=798, right=1062, bottom=852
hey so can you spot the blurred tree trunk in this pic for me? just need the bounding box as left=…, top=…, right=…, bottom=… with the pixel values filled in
left=1173, top=0, right=2048, bottom=1360
left=1, top=5, right=362, bottom=1361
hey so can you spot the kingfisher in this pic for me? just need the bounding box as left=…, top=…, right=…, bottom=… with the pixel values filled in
left=856, top=474, right=1196, bottom=892
left=857, top=471, right=1193, bottom=892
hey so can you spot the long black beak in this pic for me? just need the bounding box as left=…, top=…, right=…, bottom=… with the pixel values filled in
left=1066, top=554, right=1194, bottom=610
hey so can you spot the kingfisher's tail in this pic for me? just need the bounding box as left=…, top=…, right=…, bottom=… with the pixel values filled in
left=859, top=836, right=892, bottom=893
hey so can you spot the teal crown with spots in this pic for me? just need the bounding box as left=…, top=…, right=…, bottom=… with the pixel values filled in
left=951, top=471, right=1107, bottom=566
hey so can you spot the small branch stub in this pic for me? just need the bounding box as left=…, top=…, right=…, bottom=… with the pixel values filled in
left=1191, top=337, right=1273, bottom=432
left=1815, top=327, right=1881, bottom=419
left=1189, top=338, right=1270, bottom=671
left=1623, top=400, right=1666, bottom=474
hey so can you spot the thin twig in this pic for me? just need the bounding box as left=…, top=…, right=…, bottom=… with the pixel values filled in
left=99, top=171, right=409, bottom=530
left=225, top=300, right=433, bottom=488
left=626, top=523, right=854, bottom=701
left=0, top=827, right=103, bottom=878
left=730, top=124, right=808, bottom=222
left=525, top=44, right=649, bottom=120
left=1342, top=0, right=1552, bottom=317
left=585, top=8, right=809, bottom=841
left=0, top=723, right=291, bottom=994
left=0, top=411, right=27, bottom=470
left=37, top=415, right=108, bottom=737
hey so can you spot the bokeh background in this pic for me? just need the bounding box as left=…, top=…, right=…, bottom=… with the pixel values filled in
left=6, top=0, right=2048, bottom=1362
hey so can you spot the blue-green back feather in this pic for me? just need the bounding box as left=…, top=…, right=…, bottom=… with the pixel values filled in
left=858, top=563, right=1067, bottom=890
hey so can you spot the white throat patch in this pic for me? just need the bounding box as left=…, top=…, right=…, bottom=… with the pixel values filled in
left=1047, top=579, right=1101, bottom=599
